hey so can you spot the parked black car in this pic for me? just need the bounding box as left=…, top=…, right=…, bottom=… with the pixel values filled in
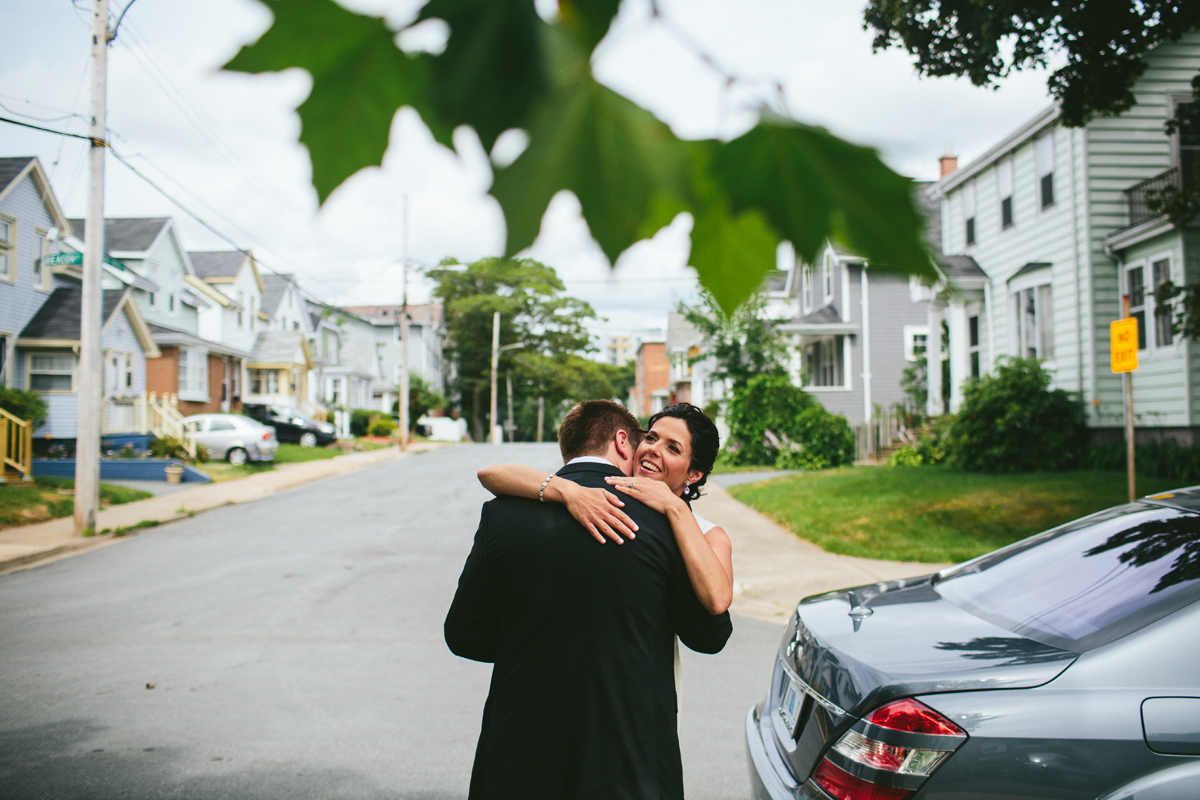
left=747, top=487, right=1200, bottom=800
left=242, top=404, right=336, bottom=447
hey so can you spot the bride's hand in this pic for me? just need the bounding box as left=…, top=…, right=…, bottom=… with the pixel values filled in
left=604, top=476, right=685, bottom=515
left=558, top=480, right=639, bottom=545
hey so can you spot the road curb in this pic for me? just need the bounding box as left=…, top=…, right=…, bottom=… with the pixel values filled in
left=0, top=443, right=448, bottom=576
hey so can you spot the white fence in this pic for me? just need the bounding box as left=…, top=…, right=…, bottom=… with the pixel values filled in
left=852, top=412, right=918, bottom=462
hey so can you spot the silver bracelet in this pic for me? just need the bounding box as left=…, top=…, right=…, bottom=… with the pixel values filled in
left=538, top=474, right=554, bottom=502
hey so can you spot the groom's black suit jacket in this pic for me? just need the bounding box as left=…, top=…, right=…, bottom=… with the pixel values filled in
left=445, top=461, right=733, bottom=800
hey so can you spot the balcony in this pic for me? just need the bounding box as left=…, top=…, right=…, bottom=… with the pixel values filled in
left=1124, top=167, right=1182, bottom=228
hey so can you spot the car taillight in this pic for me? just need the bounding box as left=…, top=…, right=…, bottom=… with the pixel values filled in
left=813, top=699, right=964, bottom=800
left=814, top=760, right=912, bottom=800
left=262, top=432, right=270, bottom=440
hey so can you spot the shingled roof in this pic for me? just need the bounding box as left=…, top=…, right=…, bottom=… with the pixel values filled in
left=190, top=250, right=247, bottom=280
left=0, top=157, right=35, bottom=196
left=19, top=287, right=127, bottom=340
left=916, top=183, right=985, bottom=281
left=260, top=272, right=298, bottom=317
left=67, top=217, right=170, bottom=253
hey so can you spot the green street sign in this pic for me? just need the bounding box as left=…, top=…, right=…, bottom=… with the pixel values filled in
left=43, top=251, right=127, bottom=269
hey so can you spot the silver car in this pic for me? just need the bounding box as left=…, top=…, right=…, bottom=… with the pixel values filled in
left=182, top=413, right=278, bottom=466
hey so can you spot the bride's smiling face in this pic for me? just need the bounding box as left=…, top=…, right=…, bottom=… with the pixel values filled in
left=634, top=416, right=705, bottom=497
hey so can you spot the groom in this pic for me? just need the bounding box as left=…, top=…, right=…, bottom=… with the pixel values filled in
left=445, top=400, right=732, bottom=800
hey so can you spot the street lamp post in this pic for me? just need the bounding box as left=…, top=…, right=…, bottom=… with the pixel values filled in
left=488, top=312, right=526, bottom=444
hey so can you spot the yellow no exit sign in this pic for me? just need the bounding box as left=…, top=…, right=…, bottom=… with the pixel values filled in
left=1110, top=317, right=1139, bottom=373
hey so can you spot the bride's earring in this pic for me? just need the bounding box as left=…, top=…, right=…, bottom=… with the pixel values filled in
left=684, top=481, right=690, bottom=491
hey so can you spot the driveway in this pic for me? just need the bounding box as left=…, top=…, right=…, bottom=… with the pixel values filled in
left=0, top=444, right=782, bottom=800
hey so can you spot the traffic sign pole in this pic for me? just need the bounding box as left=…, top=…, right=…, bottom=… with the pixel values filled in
left=1110, top=295, right=1138, bottom=502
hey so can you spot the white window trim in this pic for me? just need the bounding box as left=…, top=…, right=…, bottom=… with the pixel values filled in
left=800, top=335, right=853, bottom=391
left=1008, top=279, right=1056, bottom=366
left=178, top=347, right=210, bottom=403
left=801, top=266, right=813, bottom=314
left=104, top=348, right=136, bottom=396
left=903, top=325, right=930, bottom=363
left=1034, top=128, right=1057, bottom=213
left=32, top=227, right=51, bottom=293
left=0, top=212, right=16, bottom=285
left=823, top=254, right=835, bottom=303
left=27, top=349, right=76, bottom=395
left=996, top=156, right=1015, bottom=232
left=1125, top=252, right=1181, bottom=358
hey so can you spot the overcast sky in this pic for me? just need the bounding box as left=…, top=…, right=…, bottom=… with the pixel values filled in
left=2, top=0, right=1058, bottom=346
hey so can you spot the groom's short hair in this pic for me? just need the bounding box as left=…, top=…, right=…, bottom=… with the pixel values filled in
left=558, top=400, right=642, bottom=462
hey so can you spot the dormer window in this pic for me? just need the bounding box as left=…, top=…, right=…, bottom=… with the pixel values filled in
left=963, top=179, right=976, bottom=246
left=0, top=215, right=13, bottom=281
left=823, top=253, right=835, bottom=302
left=801, top=266, right=813, bottom=313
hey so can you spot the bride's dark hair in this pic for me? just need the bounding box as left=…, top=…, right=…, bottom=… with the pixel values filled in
left=646, top=403, right=720, bottom=502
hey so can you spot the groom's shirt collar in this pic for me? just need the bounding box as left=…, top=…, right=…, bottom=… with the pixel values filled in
left=566, top=456, right=616, bottom=468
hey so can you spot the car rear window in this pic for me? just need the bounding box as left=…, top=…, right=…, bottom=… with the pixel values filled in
left=934, top=504, right=1200, bottom=652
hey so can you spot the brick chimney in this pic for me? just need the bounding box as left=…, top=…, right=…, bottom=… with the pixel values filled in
left=939, top=144, right=958, bottom=177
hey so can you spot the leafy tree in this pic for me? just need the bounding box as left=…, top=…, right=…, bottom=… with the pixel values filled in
left=725, top=373, right=854, bottom=468
left=0, top=388, right=48, bottom=430
left=680, top=289, right=788, bottom=393
left=392, top=375, right=447, bottom=432
left=223, top=0, right=936, bottom=316
left=945, top=357, right=1087, bottom=473
left=430, top=257, right=595, bottom=440
left=510, top=352, right=632, bottom=441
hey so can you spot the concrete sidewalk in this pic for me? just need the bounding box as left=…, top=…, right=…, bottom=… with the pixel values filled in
left=692, top=481, right=950, bottom=625
left=0, top=443, right=446, bottom=576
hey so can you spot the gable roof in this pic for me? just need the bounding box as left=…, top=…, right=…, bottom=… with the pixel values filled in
left=249, top=330, right=313, bottom=369
left=0, top=157, right=35, bottom=196
left=17, top=287, right=160, bottom=356
left=189, top=250, right=246, bottom=279
left=260, top=272, right=298, bottom=317
left=67, top=217, right=170, bottom=253
left=0, top=156, right=73, bottom=234
left=915, top=182, right=986, bottom=281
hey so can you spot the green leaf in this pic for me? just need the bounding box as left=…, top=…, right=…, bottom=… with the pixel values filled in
left=689, top=203, right=780, bottom=317
left=712, top=112, right=934, bottom=280
left=224, top=0, right=443, bottom=204
left=491, top=43, right=692, bottom=262
left=418, top=0, right=548, bottom=151
left=558, top=0, right=622, bottom=53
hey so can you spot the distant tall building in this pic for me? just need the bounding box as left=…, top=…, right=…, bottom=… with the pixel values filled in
left=605, top=335, right=633, bottom=366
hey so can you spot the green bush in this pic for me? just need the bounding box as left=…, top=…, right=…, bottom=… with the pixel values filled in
left=945, top=357, right=1086, bottom=473
left=350, top=408, right=378, bottom=438
left=726, top=374, right=854, bottom=469
left=726, top=374, right=817, bottom=466
left=913, top=415, right=953, bottom=465
left=368, top=417, right=397, bottom=437
left=887, top=446, right=924, bottom=467
left=0, top=387, right=49, bottom=429
left=1088, top=439, right=1200, bottom=484
left=149, top=436, right=193, bottom=461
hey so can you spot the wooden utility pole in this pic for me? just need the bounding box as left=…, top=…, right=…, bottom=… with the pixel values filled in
left=489, top=312, right=500, bottom=444
left=536, top=387, right=544, bottom=443
left=398, top=195, right=410, bottom=450
left=1122, top=294, right=1135, bottom=502
left=75, top=0, right=109, bottom=535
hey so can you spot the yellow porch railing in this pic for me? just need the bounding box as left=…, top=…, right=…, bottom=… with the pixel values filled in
left=0, top=407, right=34, bottom=482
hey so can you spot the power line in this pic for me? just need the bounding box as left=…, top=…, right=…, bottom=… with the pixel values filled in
left=0, top=115, right=97, bottom=142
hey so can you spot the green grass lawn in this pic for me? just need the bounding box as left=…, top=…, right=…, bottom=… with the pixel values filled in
left=195, top=461, right=274, bottom=482
left=274, top=443, right=340, bottom=463
left=727, top=466, right=1181, bottom=564
left=0, top=477, right=152, bottom=530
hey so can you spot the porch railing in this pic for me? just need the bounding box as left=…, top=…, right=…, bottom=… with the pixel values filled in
left=102, top=392, right=196, bottom=458
left=298, top=398, right=328, bottom=422
left=852, top=412, right=917, bottom=462
left=0, top=407, right=33, bottom=482
left=1125, top=167, right=1181, bottom=228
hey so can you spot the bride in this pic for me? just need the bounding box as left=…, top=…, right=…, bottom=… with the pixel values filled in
left=476, top=402, right=733, bottom=616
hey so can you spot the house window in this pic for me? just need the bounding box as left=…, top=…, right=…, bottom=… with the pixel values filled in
left=329, top=378, right=342, bottom=405
left=29, top=352, right=74, bottom=392
left=805, top=337, right=844, bottom=387
left=148, top=292, right=155, bottom=306
left=105, top=351, right=134, bottom=394
left=997, top=157, right=1014, bottom=229
left=250, top=297, right=256, bottom=331
left=963, top=179, right=976, bottom=246
left=968, top=315, right=980, bottom=377
left=293, top=320, right=300, bottom=331
left=0, top=215, right=13, bottom=281
left=249, top=368, right=279, bottom=395
left=823, top=254, right=835, bottom=302
left=169, top=294, right=175, bottom=312
left=1015, top=284, right=1055, bottom=360
left=903, top=325, right=929, bottom=362
left=1174, top=97, right=1198, bottom=185
left=1035, top=130, right=1055, bottom=209
left=1126, top=265, right=1147, bottom=350
left=237, top=291, right=245, bottom=328
left=178, top=349, right=189, bottom=392
left=32, top=229, right=48, bottom=290
left=801, top=266, right=813, bottom=312
left=1152, top=258, right=1175, bottom=348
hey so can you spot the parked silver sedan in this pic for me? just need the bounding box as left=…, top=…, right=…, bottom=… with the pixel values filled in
left=182, top=413, right=278, bottom=466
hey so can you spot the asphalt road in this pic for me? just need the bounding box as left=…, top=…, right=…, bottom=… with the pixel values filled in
left=0, top=444, right=783, bottom=799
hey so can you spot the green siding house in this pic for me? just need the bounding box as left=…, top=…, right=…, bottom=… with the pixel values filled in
left=926, top=31, right=1200, bottom=443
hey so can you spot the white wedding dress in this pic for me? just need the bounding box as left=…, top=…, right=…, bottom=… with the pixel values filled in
left=675, top=509, right=717, bottom=713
